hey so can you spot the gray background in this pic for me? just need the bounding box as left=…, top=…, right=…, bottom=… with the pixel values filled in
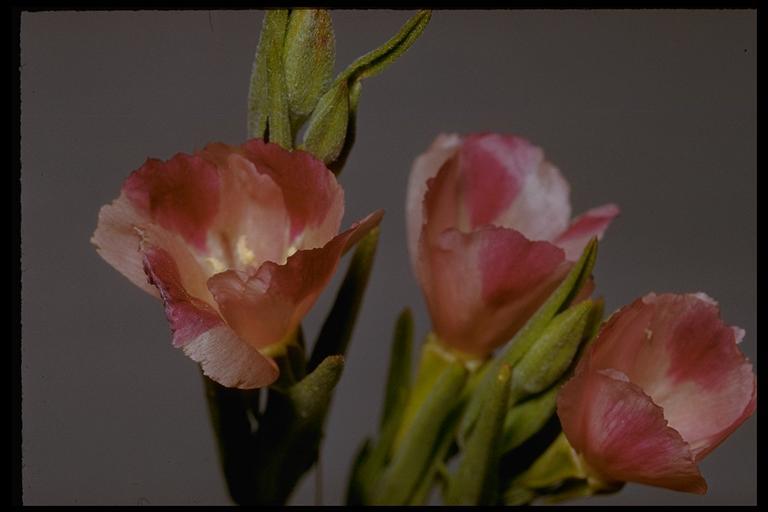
left=21, top=9, right=756, bottom=506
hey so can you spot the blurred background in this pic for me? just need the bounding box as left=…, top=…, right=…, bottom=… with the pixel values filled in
left=21, top=9, right=756, bottom=505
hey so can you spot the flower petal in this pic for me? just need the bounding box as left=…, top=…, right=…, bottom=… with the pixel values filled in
left=182, top=325, right=279, bottom=389
left=554, top=203, right=620, bottom=261
left=240, top=139, right=344, bottom=250
left=123, top=153, right=220, bottom=252
left=585, top=293, right=756, bottom=460
left=201, top=145, right=292, bottom=270
left=142, top=245, right=223, bottom=348
left=207, top=211, right=383, bottom=350
left=142, top=245, right=277, bottom=389
left=406, top=133, right=462, bottom=272
left=420, top=225, right=568, bottom=356
left=92, top=192, right=158, bottom=297
left=463, top=134, right=571, bottom=241
left=558, top=368, right=707, bottom=494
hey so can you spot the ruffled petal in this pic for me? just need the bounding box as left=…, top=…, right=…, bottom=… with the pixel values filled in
left=554, top=203, right=620, bottom=261
left=201, top=144, right=292, bottom=270
left=239, top=139, right=344, bottom=250
left=557, top=368, right=707, bottom=494
left=123, top=153, right=220, bottom=252
left=462, top=134, right=571, bottom=241
left=142, top=245, right=223, bottom=348
left=92, top=192, right=158, bottom=297
left=142, top=245, right=276, bottom=389
left=207, top=211, right=383, bottom=350
left=420, top=225, right=568, bottom=356
left=406, top=133, right=462, bottom=273
left=584, top=293, right=756, bottom=460
left=182, top=325, right=279, bottom=389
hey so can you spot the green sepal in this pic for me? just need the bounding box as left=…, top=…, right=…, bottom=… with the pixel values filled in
left=510, top=299, right=594, bottom=400
left=460, top=238, right=598, bottom=440
left=264, top=10, right=292, bottom=149
left=308, top=227, right=380, bottom=371
left=501, top=384, right=559, bottom=453
left=247, top=14, right=271, bottom=139
left=444, top=364, right=511, bottom=505
left=503, top=432, right=623, bottom=505
left=300, top=80, right=350, bottom=164
left=283, top=9, right=335, bottom=132
left=314, top=10, right=431, bottom=173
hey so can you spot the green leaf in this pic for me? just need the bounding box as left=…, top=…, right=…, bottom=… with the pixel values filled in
left=308, top=227, right=380, bottom=371
left=444, top=364, right=511, bottom=505
left=460, top=238, right=599, bottom=440
left=371, top=359, right=467, bottom=505
left=347, top=309, right=414, bottom=504
left=251, top=355, right=345, bottom=504
left=346, top=439, right=373, bottom=506
left=510, top=300, right=594, bottom=399
left=300, top=80, right=350, bottom=164
left=247, top=14, right=271, bottom=139
left=407, top=406, right=463, bottom=505
left=265, top=9, right=292, bottom=149
left=382, top=308, right=414, bottom=428
left=335, top=10, right=432, bottom=84
left=322, top=10, right=431, bottom=173
left=283, top=9, right=335, bottom=131
left=501, top=385, right=559, bottom=453
left=201, top=373, right=259, bottom=505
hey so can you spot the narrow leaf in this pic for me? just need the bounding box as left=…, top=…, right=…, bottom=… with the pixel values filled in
left=335, top=10, right=432, bottom=84
left=348, top=309, right=414, bottom=504
left=325, top=10, right=430, bottom=174
left=382, top=308, right=413, bottom=427
left=371, top=361, right=467, bottom=505
left=202, top=372, right=258, bottom=505
left=445, top=364, right=511, bottom=505
left=308, top=227, right=380, bottom=371
left=407, top=406, right=464, bottom=505
left=346, top=439, right=373, bottom=505
left=251, top=355, right=345, bottom=504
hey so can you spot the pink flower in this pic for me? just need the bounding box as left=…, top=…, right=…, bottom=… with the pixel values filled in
left=406, top=133, right=618, bottom=357
left=92, top=139, right=382, bottom=389
left=557, top=293, right=756, bottom=493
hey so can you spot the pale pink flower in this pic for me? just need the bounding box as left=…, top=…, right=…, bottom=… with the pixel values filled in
left=93, top=139, right=382, bottom=389
left=406, top=133, right=618, bottom=356
left=557, top=292, right=756, bottom=493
